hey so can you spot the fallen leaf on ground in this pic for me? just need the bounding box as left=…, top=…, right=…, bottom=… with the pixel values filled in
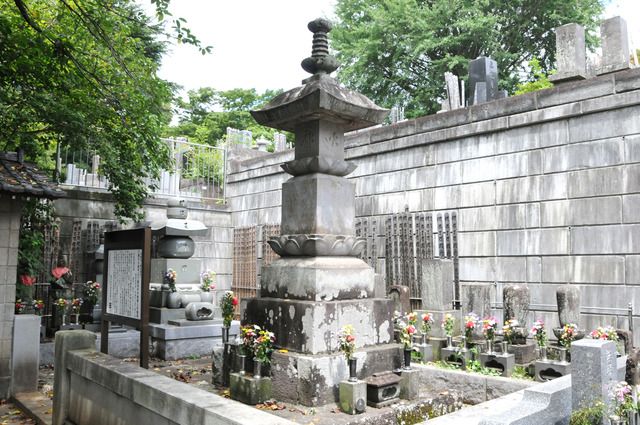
left=438, top=391, right=449, bottom=395
left=331, top=408, right=341, bottom=413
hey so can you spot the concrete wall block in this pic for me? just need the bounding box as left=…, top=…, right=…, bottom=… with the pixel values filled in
left=497, top=174, right=567, bottom=204
left=231, top=210, right=259, bottom=228
left=539, top=120, right=569, bottom=148
left=376, top=149, right=429, bottom=174
left=572, top=224, right=640, bottom=254
left=434, top=186, right=460, bottom=210
left=462, top=157, right=496, bottom=183
left=541, top=256, right=574, bottom=283
left=458, top=232, right=496, bottom=257
left=497, top=229, right=569, bottom=256
left=354, top=176, right=377, bottom=196
left=544, top=139, right=624, bottom=174
left=435, top=162, right=462, bottom=186
left=415, top=107, right=470, bottom=133
left=526, top=203, right=541, bottom=228
left=541, top=197, right=622, bottom=227
left=538, top=76, right=614, bottom=110
left=258, top=207, right=281, bottom=225
left=459, top=182, right=496, bottom=208
left=373, top=192, right=423, bottom=216
left=626, top=135, right=640, bottom=164
left=348, top=159, right=376, bottom=178
left=374, top=170, right=408, bottom=193
left=494, top=126, right=539, bottom=155
left=405, top=167, right=436, bottom=191
left=627, top=255, right=640, bottom=285
left=568, top=166, right=624, bottom=198
left=614, top=68, right=640, bottom=93
left=528, top=150, right=543, bottom=176
left=569, top=105, right=640, bottom=143
left=581, top=90, right=640, bottom=115
left=471, top=95, right=536, bottom=122
left=526, top=257, right=542, bottom=283
left=508, top=102, right=581, bottom=129
left=625, top=164, right=640, bottom=193
left=495, top=256, right=527, bottom=282
left=459, top=257, right=496, bottom=282
left=437, top=135, right=495, bottom=164
left=495, top=152, right=530, bottom=180
left=458, top=206, right=499, bottom=231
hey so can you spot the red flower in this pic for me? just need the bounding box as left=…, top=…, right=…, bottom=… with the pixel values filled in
left=52, top=267, right=70, bottom=279
left=20, top=275, right=35, bottom=286
left=346, top=335, right=355, bottom=342
left=232, top=297, right=239, bottom=306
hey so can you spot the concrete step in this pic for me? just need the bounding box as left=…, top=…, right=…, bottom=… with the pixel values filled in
left=13, top=391, right=52, bottom=425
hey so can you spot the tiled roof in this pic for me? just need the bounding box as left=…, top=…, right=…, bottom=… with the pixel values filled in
left=0, top=151, right=67, bottom=198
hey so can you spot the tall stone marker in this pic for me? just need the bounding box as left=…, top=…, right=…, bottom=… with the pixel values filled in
left=468, top=57, right=499, bottom=105
left=571, top=339, right=617, bottom=413
left=247, top=18, right=395, bottom=407
left=597, top=16, right=631, bottom=75
left=549, top=23, right=589, bottom=83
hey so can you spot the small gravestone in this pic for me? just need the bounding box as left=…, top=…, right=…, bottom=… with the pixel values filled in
left=549, top=23, right=590, bottom=83
left=366, top=371, right=401, bottom=407
left=597, top=16, right=631, bottom=75
left=468, top=57, right=499, bottom=105
left=570, top=339, right=617, bottom=413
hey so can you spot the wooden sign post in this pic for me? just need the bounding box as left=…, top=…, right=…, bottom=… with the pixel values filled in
left=101, top=227, right=151, bottom=369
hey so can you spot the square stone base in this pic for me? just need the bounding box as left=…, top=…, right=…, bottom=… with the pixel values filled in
left=441, top=347, right=473, bottom=370
left=418, top=344, right=434, bottom=364
left=230, top=373, right=271, bottom=405
left=534, top=360, right=571, bottom=382
left=148, top=321, right=239, bottom=360
left=339, top=380, right=367, bottom=415
left=398, top=369, right=418, bottom=400
left=506, top=342, right=536, bottom=365
left=480, top=352, right=515, bottom=377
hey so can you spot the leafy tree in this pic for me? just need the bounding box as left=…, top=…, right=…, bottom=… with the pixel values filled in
left=166, top=87, right=292, bottom=148
left=514, top=58, right=555, bottom=95
left=330, top=0, right=606, bottom=118
left=0, top=0, right=208, bottom=221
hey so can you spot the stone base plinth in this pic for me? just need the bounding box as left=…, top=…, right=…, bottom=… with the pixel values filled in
left=480, top=352, right=515, bottom=377
left=534, top=360, right=571, bottom=382
left=260, top=257, right=374, bottom=301
left=149, top=307, right=185, bottom=324
left=148, top=321, right=239, bottom=360
left=230, top=373, right=271, bottom=405
left=504, top=342, right=536, bottom=365
left=150, top=258, right=201, bottom=288
left=398, top=369, right=418, bottom=400
left=242, top=297, right=394, bottom=354
left=418, top=344, right=434, bottom=363
left=428, top=337, right=448, bottom=361
left=268, top=344, right=402, bottom=407
left=339, top=380, right=367, bottom=415
left=441, top=347, right=473, bottom=370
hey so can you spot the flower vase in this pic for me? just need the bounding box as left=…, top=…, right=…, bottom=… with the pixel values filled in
left=71, top=314, right=79, bottom=324
left=238, top=354, right=247, bottom=376
left=61, top=315, right=67, bottom=326
left=446, top=335, right=453, bottom=348
left=460, top=335, right=467, bottom=351
left=558, top=347, right=568, bottom=364
left=486, top=339, right=493, bottom=354
left=403, top=348, right=412, bottom=370
left=222, top=327, right=230, bottom=343
left=348, top=358, right=357, bottom=382
left=609, top=416, right=625, bottom=425
left=421, top=332, right=428, bottom=346
left=253, top=359, right=262, bottom=379
left=501, top=341, right=509, bottom=355
left=167, top=291, right=182, bottom=309
left=540, top=346, right=548, bottom=361
left=200, top=291, right=214, bottom=303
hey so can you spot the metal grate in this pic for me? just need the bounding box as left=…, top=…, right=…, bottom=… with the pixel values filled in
left=232, top=226, right=257, bottom=318
left=355, top=217, right=377, bottom=271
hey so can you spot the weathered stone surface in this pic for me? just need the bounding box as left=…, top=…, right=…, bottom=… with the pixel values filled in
left=230, top=374, right=271, bottom=405
left=503, top=283, right=530, bottom=325
left=421, top=259, right=455, bottom=311
left=399, top=369, right=419, bottom=400
left=184, top=302, right=214, bottom=321
left=571, top=339, right=617, bottom=412
left=461, top=283, right=492, bottom=332
left=548, top=23, right=588, bottom=83
left=556, top=283, right=581, bottom=327
left=260, top=257, right=374, bottom=301
left=597, top=16, right=631, bottom=75
left=339, top=380, right=366, bottom=414
left=625, top=347, right=640, bottom=385
left=12, top=314, right=40, bottom=393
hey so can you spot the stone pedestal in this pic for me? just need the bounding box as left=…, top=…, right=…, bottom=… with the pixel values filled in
left=149, top=320, right=238, bottom=361
left=339, top=380, right=366, bottom=415
left=421, top=259, right=455, bottom=311
left=480, top=352, right=515, bottom=377
left=429, top=337, right=448, bottom=361
left=12, top=315, right=40, bottom=393
left=534, top=360, right=571, bottom=382
left=230, top=373, right=271, bottom=405
left=548, top=23, right=589, bottom=83
left=441, top=347, right=473, bottom=370
left=418, top=343, right=434, bottom=364
left=398, top=370, right=418, bottom=400
left=506, top=342, right=537, bottom=365
left=597, top=16, right=631, bottom=75
left=150, top=259, right=201, bottom=288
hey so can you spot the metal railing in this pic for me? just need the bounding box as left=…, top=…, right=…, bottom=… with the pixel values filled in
left=58, top=138, right=226, bottom=202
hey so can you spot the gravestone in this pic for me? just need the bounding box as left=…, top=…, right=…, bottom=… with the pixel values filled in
left=571, top=339, right=617, bottom=414
left=597, top=16, right=631, bottom=75
left=548, top=23, right=590, bottom=83
left=421, top=259, right=460, bottom=338
left=461, top=283, right=491, bottom=339
left=468, top=57, right=499, bottom=105
left=439, top=72, right=465, bottom=112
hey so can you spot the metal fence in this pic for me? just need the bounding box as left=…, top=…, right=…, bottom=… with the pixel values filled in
left=58, top=138, right=226, bottom=202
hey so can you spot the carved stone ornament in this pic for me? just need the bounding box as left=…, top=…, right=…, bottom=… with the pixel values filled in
left=281, top=156, right=357, bottom=177
left=267, top=234, right=365, bottom=257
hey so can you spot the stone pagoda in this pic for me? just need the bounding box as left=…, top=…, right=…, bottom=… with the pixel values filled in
left=244, top=18, right=397, bottom=406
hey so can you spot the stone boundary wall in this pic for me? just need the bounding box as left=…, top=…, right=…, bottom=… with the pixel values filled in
left=227, top=68, right=640, bottom=343
left=52, top=330, right=290, bottom=425
left=52, top=188, right=233, bottom=296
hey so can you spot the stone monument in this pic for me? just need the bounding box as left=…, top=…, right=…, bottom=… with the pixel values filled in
left=596, top=16, right=632, bottom=75
left=245, top=18, right=397, bottom=407
left=548, top=23, right=590, bottom=83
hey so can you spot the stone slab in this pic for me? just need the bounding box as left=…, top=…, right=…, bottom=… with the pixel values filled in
left=229, top=373, right=271, bottom=405
left=168, top=318, right=222, bottom=327
left=418, top=344, right=434, bottom=364
left=260, top=256, right=374, bottom=301
left=12, top=315, right=40, bottom=393
left=150, top=258, right=201, bottom=285
left=242, top=297, right=393, bottom=354
left=441, top=347, right=473, bottom=370
left=548, top=23, right=589, bottom=83
left=150, top=307, right=187, bottom=324
left=421, top=259, right=455, bottom=311
left=480, top=353, right=516, bottom=377
left=339, top=380, right=367, bottom=415
left=398, top=369, right=419, bottom=400
left=534, top=360, right=571, bottom=382
left=508, top=343, right=536, bottom=365
left=570, top=339, right=617, bottom=412
left=148, top=321, right=239, bottom=340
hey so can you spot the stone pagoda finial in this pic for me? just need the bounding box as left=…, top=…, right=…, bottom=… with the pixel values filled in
left=301, top=18, right=339, bottom=80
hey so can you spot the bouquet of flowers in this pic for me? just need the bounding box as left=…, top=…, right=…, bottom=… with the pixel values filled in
left=240, top=324, right=258, bottom=356
left=400, top=324, right=416, bottom=349
left=559, top=323, right=578, bottom=350
left=441, top=314, right=455, bottom=337
left=420, top=312, right=434, bottom=335
left=530, top=318, right=547, bottom=347
left=200, top=270, right=216, bottom=292
left=464, top=312, right=479, bottom=340
left=70, top=298, right=83, bottom=314
left=503, top=318, right=519, bottom=344
left=253, top=329, right=276, bottom=363
left=336, top=325, right=356, bottom=359
left=588, top=325, right=618, bottom=342
left=15, top=299, right=26, bottom=314
left=33, top=300, right=45, bottom=316
left=406, top=312, right=418, bottom=326
left=55, top=298, right=68, bottom=316
left=220, top=292, right=238, bottom=328
left=83, top=281, right=101, bottom=305
left=482, top=316, right=498, bottom=342
left=393, top=311, right=404, bottom=328
left=164, top=269, right=177, bottom=292
left=608, top=381, right=637, bottom=422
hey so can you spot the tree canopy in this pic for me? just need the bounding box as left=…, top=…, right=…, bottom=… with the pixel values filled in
left=330, top=0, right=606, bottom=118
left=165, top=87, right=292, bottom=148
left=0, top=0, right=208, bottom=221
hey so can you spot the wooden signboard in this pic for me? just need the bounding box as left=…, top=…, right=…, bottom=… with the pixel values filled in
left=101, top=227, right=150, bottom=368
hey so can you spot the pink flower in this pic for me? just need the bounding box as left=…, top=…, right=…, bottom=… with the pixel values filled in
left=20, top=275, right=35, bottom=286
left=406, top=325, right=416, bottom=334
left=52, top=267, right=70, bottom=279
left=232, top=297, right=239, bottom=306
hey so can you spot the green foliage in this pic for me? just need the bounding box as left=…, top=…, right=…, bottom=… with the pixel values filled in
left=515, top=58, right=555, bottom=95
left=166, top=87, right=293, bottom=148
left=330, top=0, right=606, bottom=118
left=0, top=0, right=208, bottom=222
left=511, top=366, right=534, bottom=381
left=569, top=400, right=606, bottom=425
